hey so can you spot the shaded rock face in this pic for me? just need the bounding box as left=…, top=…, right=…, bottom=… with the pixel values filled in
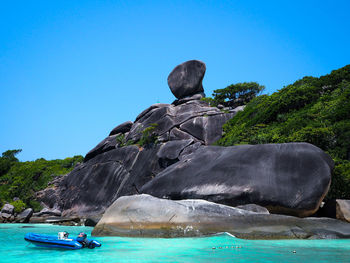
left=38, top=145, right=163, bottom=217
left=92, top=195, right=350, bottom=239
left=168, top=60, right=206, bottom=99
left=141, top=143, right=334, bottom=217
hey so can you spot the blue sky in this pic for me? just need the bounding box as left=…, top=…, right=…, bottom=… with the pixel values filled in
left=1, top=0, right=349, bottom=161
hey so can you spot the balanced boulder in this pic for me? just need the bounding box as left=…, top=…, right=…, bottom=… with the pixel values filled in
left=141, top=143, right=334, bottom=217
left=168, top=60, right=206, bottom=99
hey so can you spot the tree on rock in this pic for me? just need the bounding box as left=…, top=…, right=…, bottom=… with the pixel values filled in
left=206, top=82, right=265, bottom=108
left=212, top=82, right=265, bottom=108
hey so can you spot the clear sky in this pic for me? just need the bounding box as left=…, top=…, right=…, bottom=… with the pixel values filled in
left=1, top=0, right=349, bottom=161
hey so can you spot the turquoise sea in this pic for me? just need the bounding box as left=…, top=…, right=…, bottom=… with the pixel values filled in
left=1, top=224, right=350, bottom=263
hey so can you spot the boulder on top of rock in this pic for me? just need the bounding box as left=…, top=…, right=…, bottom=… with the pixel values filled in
left=168, top=60, right=206, bottom=99
left=141, top=143, right=334, bottom=217
left=109, top=121, right=133, bottom=136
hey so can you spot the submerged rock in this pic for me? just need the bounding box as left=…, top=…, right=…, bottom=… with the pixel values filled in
left=92, top=195, right=350, bottom=239
left=141, top=143, right=334, bottom=217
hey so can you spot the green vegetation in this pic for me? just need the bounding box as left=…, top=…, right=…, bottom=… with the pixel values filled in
left=138, top=123, right=159, bottom=148
left=217, top=65, right=350, bottom=199
left=0, top=151, right=83, bottom=211
left=201, top=82, right=265, bottom=107
left=10, top=199, right=26, bottom=213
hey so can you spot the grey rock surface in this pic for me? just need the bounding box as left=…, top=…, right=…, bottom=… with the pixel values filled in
left=1, top=212, right=11, bottom=219
left=236, top=204, right=270, bottom=214
left=168, top=60, right=206, bottom=99
left=84, top=134, right=119, bottom=162
left=126, top=100, right=234, bottom=144
left=16, top=208, right=33, bottom=223
left=37, top=145, right=163, bottom=217
left=92, top=194, right=350, bottom=239
left=109, top=121, right=133, bottom=136
left=157, top=139, right=193, bottom=160
left=1, top=204, right=14, bottom=215
left=179, top=113, right=233, bottom=145
left=336, top=199, right=350, bottom=222
left=141, top=143, right=334, bottom=217
left=34, top=207, right=62, bottom=217
left=173, top=92, right=206, bottom=106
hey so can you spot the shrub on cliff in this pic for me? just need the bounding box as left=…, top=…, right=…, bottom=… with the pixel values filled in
left=217, top=65, right=350, bottom=199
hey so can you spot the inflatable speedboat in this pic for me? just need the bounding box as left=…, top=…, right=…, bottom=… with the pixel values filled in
left=24, top=232, right=101, bottom=250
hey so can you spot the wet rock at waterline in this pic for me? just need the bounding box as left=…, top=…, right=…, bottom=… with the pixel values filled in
left=92, top=195, right=350, bottom=239
left=141, top=143, right=334, bottom=217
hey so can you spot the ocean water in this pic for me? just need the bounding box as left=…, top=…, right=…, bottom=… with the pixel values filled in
left=1, top=224, right=350, bottom=263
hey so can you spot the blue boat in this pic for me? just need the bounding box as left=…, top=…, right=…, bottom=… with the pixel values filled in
left=24, top=232, right=101, bottom=250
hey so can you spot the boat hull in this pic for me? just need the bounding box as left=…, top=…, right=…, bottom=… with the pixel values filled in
left=24, top=233, right=100, bottom=250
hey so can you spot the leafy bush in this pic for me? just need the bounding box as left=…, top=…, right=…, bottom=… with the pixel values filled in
left=217, top=64, right=350, bottom=199
left=138, top=123, right=159, bottom=148
left=116, top=134, right=126, bottom=147
left=10, top=199, right=26, bottom=213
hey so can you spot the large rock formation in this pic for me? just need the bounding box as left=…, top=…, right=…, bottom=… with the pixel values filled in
left=36, top=60, right=334, bottom=223
left=141, top=143, right=333, bottom=217
left=92, top=195, right=350, bottom=239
